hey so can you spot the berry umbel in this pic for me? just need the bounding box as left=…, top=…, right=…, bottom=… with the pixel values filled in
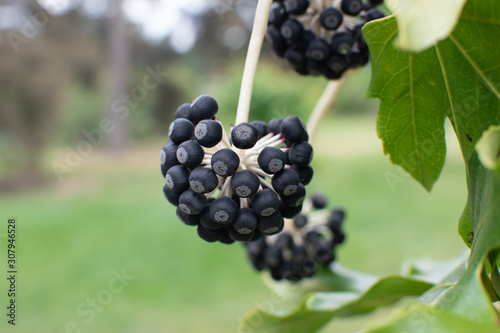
left=161, top=95, right=315, bottom=244
left=245, top=193, right=347, bottom=281
left=265, top=0, right=385, bottom=80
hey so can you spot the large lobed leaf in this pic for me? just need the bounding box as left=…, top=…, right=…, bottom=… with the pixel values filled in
left=364, top=0, right=500, bottom=191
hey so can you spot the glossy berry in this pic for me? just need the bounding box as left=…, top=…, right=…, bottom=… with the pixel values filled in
left=160, top=141, right=179, bottom=177
left=231, top=169, right=260, bottom=198
left=166, top=165, right=190, bottom=192
left=252, top=189, right=280, bottom=217
left=231, top=122, right=259, bottom=149
left=289, top=141, right=313, bottom=167
left=176, top=140, right=205, bottom=169
left=189, top=167, right=219, bottom=194
left=284, top=0, right=309, bottom=14
left=280, top=19, right=304, bottom=42
left=210, top=197, right=239, bottom=224
left=211, top=148, right=240, bottom=177
left=258, top=211, right=284, bottom=235
left=233, top=208, right=259, bottom=234
left=341, top=0, right=363, bottom=16
left=168, top=118, right=194, bottom=144
left=331, top=31, right=354, bottom=55
left=307, top=38, right=331, bottom=61
left=320, top=7, right=343, bottom=30
left=258, top=146, right=286, bottom=174
left=178, top=189, right=208, bottom=215
left=272, top=168, right=300, bottom=196
left=190, top=95, right=218, bottom=123
left=281, top=116, right=308, bottom=143
left=194, top=120, right=223, bottom=148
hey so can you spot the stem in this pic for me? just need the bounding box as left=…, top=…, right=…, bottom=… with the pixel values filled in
left=306, top=77, right=347, bottom=144
left=235, top=0, right=273, bottom=125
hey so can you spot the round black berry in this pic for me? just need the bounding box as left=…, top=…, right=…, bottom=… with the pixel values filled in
left=197, top=224, right=222, bottom=243
left=331, top=31, right=354, bottom=55
left=231, top=169, right=260, bottom=198
left=280, top=19, right=304, bottom=42
left=163, top=183, right=181, bottom=206
left=284, top=47, right=307, bottom=70
left=168, top=118, right=194, bottom=144
left=289, top=141, right=313, bottom=167
left=190, top=95, right=218, bottom=123
left=176, top=140, right=205, bottom=169
left=272, top=168, right=300, bottom=196
left=233, top=208, right=259, bottom=234
left=279, top=200, right=303, bottom=218
left=211, top=148, right=240, bottom=177
left=352, top=23, right=367, bottom=48
left=227, top=226, right=254, bottom=242
left=292, top=165, right=313, bottom=185
left=199, top=206, right=223, bottom=230
left=284, top=0, right=309, bottom=15
left=176, top=206, right=199, bottom=226
left=266, top=26, right=287, bottom=56
left=341, top=0, right=363, bottom=16
left=280, top=183, right=306, bottom=207
left=160, top=141, right=179, bottom=177
left=259, top=211, right=284, bottom=235
left=174, top=103, right=192, bottom=121
left=166, top=165, right=190, bottom=192
left=194, top=120, right=223, bottom=148
left=311, top=193, right=327, bottom=209
left=209, top=197, right=239, bottom=224
left=252, top=189, right=280, bottom=217
left=365, top=7, right=385, bottom=22
left=178, top=189, right=208, bottom=215
left=267, top=118, right=283, bottom=135
left=281, top=116, right=308, bottom=143
left=258, top=146, right=286, bottom=174
left=231, top=122, right=259, bottom=149
left=189, top=167, right=219, bottom=194
left=293, top=214, right=308, bottom=228
left=268, top=2, right=288, bottom=26
left=320, top=7, right=343, bottom=30
left=307, top=38, right=331, bottom=61
left=275, top=232, right=294, bottom=250
left=327, top=54, right=349, bottom=74
left=368, top=0, right=384, bottom=5
left=250, top=120, right=268, bottom=140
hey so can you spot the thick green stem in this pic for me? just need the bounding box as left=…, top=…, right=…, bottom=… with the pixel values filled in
left=235, top=0, right=273, bottom=125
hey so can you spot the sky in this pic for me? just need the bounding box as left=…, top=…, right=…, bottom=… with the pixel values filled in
left=34, top=0, right=217, bottom=53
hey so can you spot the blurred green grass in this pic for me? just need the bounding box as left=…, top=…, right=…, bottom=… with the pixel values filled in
left=0, top=115, right=467, bottom=333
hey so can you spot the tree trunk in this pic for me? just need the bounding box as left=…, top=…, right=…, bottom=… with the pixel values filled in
left=106, top=0, right=130, bottom=153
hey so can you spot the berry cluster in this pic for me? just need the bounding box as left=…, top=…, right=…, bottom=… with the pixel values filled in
left=161, top=95, right=315, bottom=244
left=265, top=0, right=385, bottom=79
left=246, top=193, right=346, bottom=281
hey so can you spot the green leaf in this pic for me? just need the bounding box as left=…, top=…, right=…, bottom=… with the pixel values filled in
left=238, top=270, right=433, bottom=333
left=364, top=0, right=500, bottom=191
left=387, top=0, right=467, bottom=52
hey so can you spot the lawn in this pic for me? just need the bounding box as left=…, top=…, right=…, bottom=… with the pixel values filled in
left=0, top=115, right=468, bottom=333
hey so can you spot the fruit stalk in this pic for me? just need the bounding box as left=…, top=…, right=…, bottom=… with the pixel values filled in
left=307, top=77, right=347, bottom=143
left=235, top=0, right=273, bottom=125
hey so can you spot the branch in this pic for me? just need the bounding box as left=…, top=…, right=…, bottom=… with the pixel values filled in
left=235, top=0, right=273, bottom=125
left=306, top=77, right=347, bottom=143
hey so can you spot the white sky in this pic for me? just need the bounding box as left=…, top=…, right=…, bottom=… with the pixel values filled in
left=35, top=0, right=215, bottom=53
